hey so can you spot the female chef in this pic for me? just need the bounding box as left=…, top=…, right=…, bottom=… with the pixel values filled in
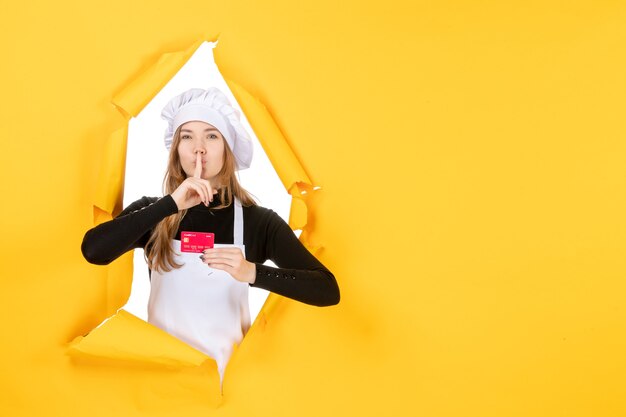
left=81, top=87, right=340, bottom=380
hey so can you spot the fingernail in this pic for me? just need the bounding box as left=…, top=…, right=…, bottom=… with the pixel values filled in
left=199, top=255, right=204, bottom=260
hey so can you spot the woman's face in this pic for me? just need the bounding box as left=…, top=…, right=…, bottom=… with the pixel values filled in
left=176, top=120, right=226, bottom=183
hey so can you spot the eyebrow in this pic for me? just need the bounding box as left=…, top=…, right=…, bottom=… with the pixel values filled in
left=180, top=128, right=219, bottom=133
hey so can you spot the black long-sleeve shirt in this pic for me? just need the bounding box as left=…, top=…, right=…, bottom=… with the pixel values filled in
left=81, top=194, right=340, bottom=307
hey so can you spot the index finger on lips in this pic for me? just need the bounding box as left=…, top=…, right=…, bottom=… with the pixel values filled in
left=193, top=153, right=202, bottom=178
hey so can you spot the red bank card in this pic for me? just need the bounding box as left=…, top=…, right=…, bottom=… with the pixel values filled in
left=181, top=231, right=214, bottom=253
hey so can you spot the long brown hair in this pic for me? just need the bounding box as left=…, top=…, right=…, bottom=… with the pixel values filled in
left=145, top=126, right=257, bottom=272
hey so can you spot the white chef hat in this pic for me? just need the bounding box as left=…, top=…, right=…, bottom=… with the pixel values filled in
left=161, top=87, right=253, bottom=170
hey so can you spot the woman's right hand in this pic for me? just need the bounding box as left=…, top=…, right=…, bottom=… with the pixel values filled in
left=170, top=154, right=218, bottom=210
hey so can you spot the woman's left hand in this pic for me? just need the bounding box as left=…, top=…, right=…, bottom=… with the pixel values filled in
left=200, top=248, right=256, bottom=284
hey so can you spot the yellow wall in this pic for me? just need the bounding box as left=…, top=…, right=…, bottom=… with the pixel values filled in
left=2, top=1, right=626, bottom=416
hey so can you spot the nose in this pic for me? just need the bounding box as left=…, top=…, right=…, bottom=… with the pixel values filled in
left=193, top=138, right=206, bottom=155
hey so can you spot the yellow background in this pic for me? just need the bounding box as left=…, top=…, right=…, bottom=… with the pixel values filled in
left=1, top=1, right=626, bottom=416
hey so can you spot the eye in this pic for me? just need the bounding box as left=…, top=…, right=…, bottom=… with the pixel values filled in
left=181, top=134, right=191, bottom=140
left=207, top=134, right=219, bottom=140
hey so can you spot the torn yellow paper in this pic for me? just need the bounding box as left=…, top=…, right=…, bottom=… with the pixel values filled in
left=226, top=79, right=312, bottom=189
left=93, top=126, right=128, bottom=221
left=112, top=40, right=205, bottom=118
left=226, top=79, right=319, bottom=233
left=288, top=196, right=308, bottom=231
left=72, top=39, right=322, bottom=386
left=68, top=309, right=211, bottom=368
left=4, top=2, right=626, bottom=416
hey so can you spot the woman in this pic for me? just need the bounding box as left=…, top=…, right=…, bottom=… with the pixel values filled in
left=81, top=87, right=340, bottom=380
